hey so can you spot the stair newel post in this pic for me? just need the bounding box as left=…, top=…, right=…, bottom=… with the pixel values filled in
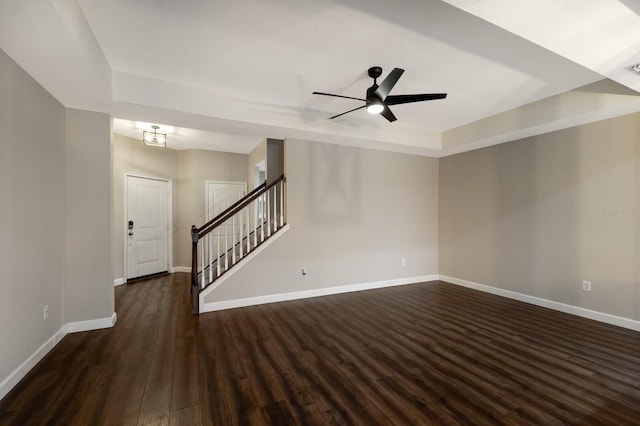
left=191, top=225, right=200, bottom=315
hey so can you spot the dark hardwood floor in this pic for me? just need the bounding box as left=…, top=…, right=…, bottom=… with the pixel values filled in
left=1, top=274, right=640, bottom=425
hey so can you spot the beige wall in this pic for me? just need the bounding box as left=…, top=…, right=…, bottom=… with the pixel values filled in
left=440, top=113, right=640, bottom=320
left=65, top=108, right=113, bottom=322
left=112, top=134, right=179, bottom=280
left=205, top=139, right=440, bottom=302
left=0, top=48, right=67, bottom=387
left=247, top=139, right=266, bottom=191
left=176, top=150, right=248, bottom=267
left=112, top=137, right=249, bottom=279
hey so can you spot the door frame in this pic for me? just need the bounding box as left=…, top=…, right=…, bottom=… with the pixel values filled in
left=124, top=173, right=173, bottom=279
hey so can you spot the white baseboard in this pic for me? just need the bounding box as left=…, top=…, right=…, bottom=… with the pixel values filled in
left=0, top=312, right=118, bottom=401
left=439, top=275, right=640, bottom=332
left=113, top=278, right=126, bottom=286
left=0, top=326, right=67, bottom=400
left=201, top=274, right=439, bottom=313
left=66, top=312, right=117, bottom=333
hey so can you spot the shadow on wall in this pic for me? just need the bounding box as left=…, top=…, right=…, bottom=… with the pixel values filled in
left=491, top=136, right=580, bottom=300
left=306, top=143, right=362, bottom=226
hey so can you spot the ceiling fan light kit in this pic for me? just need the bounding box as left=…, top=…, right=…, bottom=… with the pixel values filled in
left=366, top=102, right=384, bottom=114
left=313, top=66, right=447, bottom=122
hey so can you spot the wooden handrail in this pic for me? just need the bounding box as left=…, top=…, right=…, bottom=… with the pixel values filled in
left=196, top=174, right=285, bottom=238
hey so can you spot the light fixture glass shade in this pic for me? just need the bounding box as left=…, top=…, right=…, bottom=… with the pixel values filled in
left=366, top=103, right=384, bottom=114
left=143, top=126, right=167, bottom=147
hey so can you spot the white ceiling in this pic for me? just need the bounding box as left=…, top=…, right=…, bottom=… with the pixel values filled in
left=3, top=0, right=640, bottom=156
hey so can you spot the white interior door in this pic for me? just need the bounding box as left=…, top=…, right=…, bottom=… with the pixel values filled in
left=207, top=181, right=247, bottom=222
left=127, top=176, right=169, bottom=280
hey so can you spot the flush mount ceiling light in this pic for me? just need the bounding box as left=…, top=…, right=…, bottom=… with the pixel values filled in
left=143, top=125, right=166, bottom=147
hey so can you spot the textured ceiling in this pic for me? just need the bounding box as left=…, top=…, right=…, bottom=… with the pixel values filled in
left=2, top=0, right=640, bottom=156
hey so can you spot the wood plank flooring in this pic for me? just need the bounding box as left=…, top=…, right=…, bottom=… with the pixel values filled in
left=1, top=274, right=640, bottom=425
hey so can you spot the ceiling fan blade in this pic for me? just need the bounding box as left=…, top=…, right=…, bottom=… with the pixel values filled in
left=374, top=68, right=404, bottom=101
left=385, top=93, right=447, bottom=105
left=312, top=91, right=366, bottom=102
left=329, top=105, right=366, bottom=119
left=380, top=105, right=397, bottom=122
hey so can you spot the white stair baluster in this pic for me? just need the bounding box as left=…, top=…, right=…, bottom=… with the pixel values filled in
left=266, top=190, right=271, bottom=237
left=224, top=219, right=228, bottom=270
left=232, top=215, right=236, bottom=264
left=216, top=226, right=220, bottom=276
left=246, top=206, right=251, bottom=254
left=273, top=185, right=277, bottom=231
left=279, top=180, right=284, bottom=226
left=254, top=198, right=258, bottom=247
left=200, top=242, right=205, bottom=289
left=260, top=194, right=265, bottom=242
left=239, top=209, right=244, bottom=258
left=208, top=234, right=212, bottom=282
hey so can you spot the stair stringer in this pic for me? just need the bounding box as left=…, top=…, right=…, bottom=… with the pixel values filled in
left=198, top=224, right=290, bottom=313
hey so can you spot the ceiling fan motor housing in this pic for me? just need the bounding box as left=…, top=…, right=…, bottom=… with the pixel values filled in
left=368, top=66, right=383, bottom=80
left=366, top=85, right=382, bottom=107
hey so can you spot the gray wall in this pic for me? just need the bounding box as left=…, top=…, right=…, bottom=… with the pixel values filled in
left=0, top=48, right=66, bottom=387
left=266, top=138, right=284, bottom=184
left=440, top=112, right=640, bottom=320
left=205, top=139, right=440, bottom=303
left=0, top=50, right=114, bottom=391
left=65, top=109, right=113, bottom=322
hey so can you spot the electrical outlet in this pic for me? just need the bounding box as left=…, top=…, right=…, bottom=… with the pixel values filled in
left=301, top=267, right=307, bottom=276
left=582, top=280, right=592, bottom=292
left=401, top=258, right=406, bottom=267
left=43, top=305, right=49, bottom=319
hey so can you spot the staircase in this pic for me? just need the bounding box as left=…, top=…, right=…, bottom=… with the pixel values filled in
left=190, top=175, right=286, bottom=314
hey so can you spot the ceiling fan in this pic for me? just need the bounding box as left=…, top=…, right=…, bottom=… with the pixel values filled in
left=313, top=66, right=447, bottom=122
